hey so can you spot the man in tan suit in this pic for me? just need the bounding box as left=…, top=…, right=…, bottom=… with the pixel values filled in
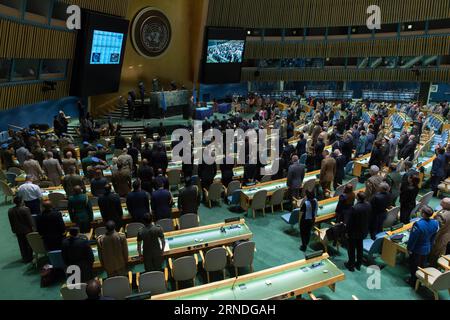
left=62, top=151, right=79, bottom=175
left=111, top=164, right=132, bottom=197
left=320, top=150, right=336, bottom=193
left=43, top=152, right=63, bottom=186
left=23, top=154, right=44, bottom=183
left=62, top=166, right=86, bottom=197
left=97, top=221, right=129, bottom=277
left=365, top=166, right=385, bottom=202
left=117, top=149, right=133, bottom=172
left=430, top=198, right=450, bottom=266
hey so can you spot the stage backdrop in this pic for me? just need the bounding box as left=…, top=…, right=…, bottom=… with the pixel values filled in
left=90, top=0, right=208, bottom=117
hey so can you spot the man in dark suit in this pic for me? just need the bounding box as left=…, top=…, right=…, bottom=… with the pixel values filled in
left=178, top=178, right=201, bottom=215
left=126, top=180, right=151, bottom=223
left=369, top=183, right=392, bottom=239
left=399, top=135, right=417, bottom=161
left=90, top=169, right=108, bottom=198
left=137, top=213, right=166, bottom=273
left=151, top=145, right=168, bottom=174
left=138, top=159, right=154, bottom=194
left=141, top=143, right=153, bottom=164
left=296, top=133, right=307, bottom=157
left=199, top=161, right=217, bottom=198
left=153, top=169, right=169, bottom=190
left=36, top=200, right=66, bottom=251
left=431, top=148, right=447, bottom=197
left=98, top=184, right=123, bottom=230
left=345, top=192, right=371, bottom=271
left=333, top=149, right=347, bottom=189
left=62, top=227, right=94, bottom=283
left=151, top=180, right=173, bottom=221
left=314, top=136, right=325, bottom=170
left=8, top=196, right=34, bottom=263
left=114, top=131, right=127, bottom=151
left=287, top=155, right=305, bottom=199
left=400, top=161, right=418, bottom=193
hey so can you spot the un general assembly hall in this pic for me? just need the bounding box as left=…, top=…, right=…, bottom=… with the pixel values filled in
left=0, top=0, right=449, bottom=306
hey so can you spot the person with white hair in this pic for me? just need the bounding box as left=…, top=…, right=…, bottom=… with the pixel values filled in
left=365, top=165, right=384, bottom=202
left=430, top=198, right=450, bottom=266
left=333, top=149, right=347, bottom=189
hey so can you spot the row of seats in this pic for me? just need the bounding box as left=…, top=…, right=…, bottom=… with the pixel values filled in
left=60, top=241, right=257, bottom=300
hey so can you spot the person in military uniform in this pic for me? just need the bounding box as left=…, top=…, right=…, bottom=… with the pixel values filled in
left=137, top=213, right=165, bottom=273
left=406, top=206, right=439, bottom=286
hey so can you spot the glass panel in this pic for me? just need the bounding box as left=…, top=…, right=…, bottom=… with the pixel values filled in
left=12, top=59, right=39, bottom=81
left=0, top=59, right=12, bottom=83
left=40, top=59, right=67, bottom=79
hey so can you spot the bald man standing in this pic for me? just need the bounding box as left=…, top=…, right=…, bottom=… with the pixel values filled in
left=430, top=198, right=450, bottom=266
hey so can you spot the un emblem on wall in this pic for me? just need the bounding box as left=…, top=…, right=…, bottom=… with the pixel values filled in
left=131, top=7, right=172, bottom=58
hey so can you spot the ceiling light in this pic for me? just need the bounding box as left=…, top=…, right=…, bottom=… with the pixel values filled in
left=407, top=25, right=413, bottom=30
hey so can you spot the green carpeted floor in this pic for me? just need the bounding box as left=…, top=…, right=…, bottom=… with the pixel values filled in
left=0, top=185, right=448, bottom=300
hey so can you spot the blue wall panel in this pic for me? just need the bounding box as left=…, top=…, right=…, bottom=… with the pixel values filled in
left=0, top=97, right=80, bottom=131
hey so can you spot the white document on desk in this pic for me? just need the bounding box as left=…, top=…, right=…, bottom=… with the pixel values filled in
left=160, top=239, right=170, bottom=252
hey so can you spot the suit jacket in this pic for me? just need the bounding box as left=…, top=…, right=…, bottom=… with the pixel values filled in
left=320, top=157, right=336, bottom=183
left=112, top=169, right=132, bottom=197
left=431, top=154, right=446, bottom=177
left=400, top=141, right=417, bottom=161
left=36, top=209, right=66, bottom=251
left=151, top=189, right=172, bottom=221
left=365, top=175, right=384, bottom=201
left=43, top=158, right=63, bottom=186
left=126, top=191, right=150, bottom=222
left=23, top=159, right=44, bottom=182
left=334, top=155, right=346, bottom=180
left=178, top=185, right=201, bottom=214
left=370, top=192, right=391, bottom=215
left=98, top=192, right=124, bottom=225
left=90, top=177, right=108, bottom=197
left=118, top=154, right=133, bottom=171
left=369, top=147, right=383, bottom=168
left=8, top=206, right=33, bottom=235
left=63, top=174, right=85, bottom=197
left=431, top=210, right=450, bottom=263
left=62, top=237, right=94, bottom=282
left=62, top=158, right=79, bottom=175
left=347, top=201, right=371, bottom=239
left=97, top=231, right=129, bottom=275
left=199, top=163, right=217, bottom=184
left=287, top=162, right=305, bottom=189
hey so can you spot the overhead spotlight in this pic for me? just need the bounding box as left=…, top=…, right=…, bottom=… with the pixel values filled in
left=407, top=24, right=413, bottom=30
left=247, top=30, right=251, bottom=35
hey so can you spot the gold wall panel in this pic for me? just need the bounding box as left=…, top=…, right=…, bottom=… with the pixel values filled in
left=59, top=0, right=129, bottom=17
left=207, top=0, right=450, bottom=28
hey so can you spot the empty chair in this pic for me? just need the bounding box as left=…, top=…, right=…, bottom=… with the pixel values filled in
left=156, top=219, right=174, bottom=233
left=48, top=250, right=66, bottom=270
left=0, top=180, right=15, bottom=204
left=167, top=169, right=182, bottom=190
left=362, top=232, right=387, bottom=264
left=226, top=181, right=241, bottom=203
left=169, top=255, right=198, bottom=290
left=179, top=214, right=199, bottom=230
left=383, top=207, right=400, bottom=229
left=203, top=182, right=224, bottom=208
left=250, top=190, right=267, bottom=219
left=60, top=283, right=88, bottom=300
left=102, top=276, right=132, bottom=300
left=137, top=270, right=168, bottom=295
left=333, top=184, right=346, bottom=197
left=227, top=241, right=256, bottom=276
left=415, top=268, right=450, bottom=300
left=48, top=192, right=66, bottom=209
left=26, top=232, right=47, bottom=268
left=5, top=172, right=17, bottom=187
left=228, top=189, right=242, bottom=209
left=200, top=247, right=228, bottom=283
left=125, top=223, right=145, bottom=238
left=281, top=208, right=301, bottom=230
left=269, top=188, right=285, bottom=213
left=260, top=175, right=272, bottom=183
left=94, top=226, right=108, bottom=239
